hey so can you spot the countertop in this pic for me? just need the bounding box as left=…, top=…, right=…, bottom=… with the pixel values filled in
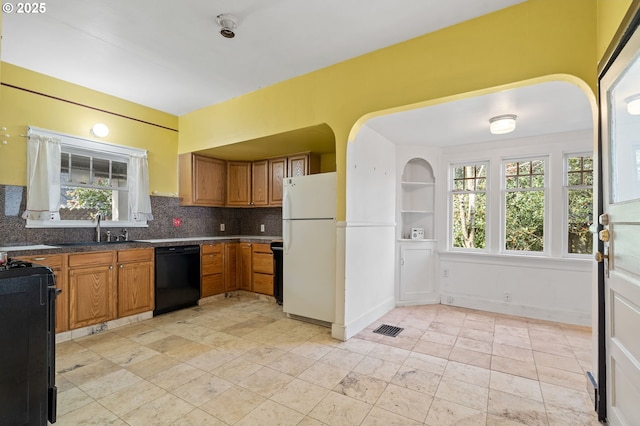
left=0, top=235, right=282, bottom=257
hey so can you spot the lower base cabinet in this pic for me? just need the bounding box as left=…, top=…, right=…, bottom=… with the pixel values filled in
left=68, top=251, right=116, bottom=329
left=252, top=244, right=274, bottom=295
left=201, top=244, right=224, bottom=297
left=238, top=243, right=252, bottom=291
left=117, top=248, right=154, bottom=318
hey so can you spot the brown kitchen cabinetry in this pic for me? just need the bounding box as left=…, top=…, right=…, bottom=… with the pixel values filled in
left=201, top=243, right=224, bottom=297
left=238, top=243, right=253, bottom=291
left=252, top=243, right=274, bottom=296
left=179, top=153, right=226, bottom=206
left=288, top=153, right=320, bottom=177
left=15, top=254, right=68, bottom=333
left=116, top=248, right=154, bottom=318
left=227, top=160, right=270, bottom=207
left=251, top=160, right=269, bottom=206
left=224, top=243, right=239, bottom=292
left=269, top=157, right=287, bottom=206
left=68, top=251, right=117, bottom=329
left=226, top=161, right=251, bottom=206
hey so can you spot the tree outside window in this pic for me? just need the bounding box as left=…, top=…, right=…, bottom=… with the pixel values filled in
left=504, top=159, right=546, bottom=252
left=566, top=154, right=593, bottom=255
left=451, top=163, right=487, bottom=249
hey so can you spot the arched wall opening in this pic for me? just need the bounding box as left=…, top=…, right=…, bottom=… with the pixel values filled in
left=333, top=75, right=597, bottom=341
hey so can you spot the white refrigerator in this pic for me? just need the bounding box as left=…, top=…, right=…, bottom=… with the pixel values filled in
left=282, top=172, right=336, bottom=324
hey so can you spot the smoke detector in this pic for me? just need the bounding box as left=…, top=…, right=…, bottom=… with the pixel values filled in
left=216, top=14, right=238, bottom=39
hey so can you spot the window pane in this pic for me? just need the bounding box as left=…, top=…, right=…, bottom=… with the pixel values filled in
left=506, top=176, right=517, bottom=189
left=505, top=190, right=545, bottom=252
left=476, top=165, right=487, bottom=178
left=454, top=179, right=464, bottom=190
left=454, top=167, right=464, bottom=179
left=518, top=162, right=530, bottom=174
left=112, top=161, right=128, bottom=189
left=61, top=153, right=70, bottom=184
left=532, top=160, right=545, bottom=174
left=476, top=177, right=486, bottom=190
left=452, top=193, right=486, bottom=249
left=532, top=174, right=545, bottom=188
left=60, top=187, right=113, bottom=220
left=70, top=154, right=91, bottom=184
left=568, top=172, right=582, bottom=186
left=568, top=188, right=594, bottom=254
left=518, top=176, right=530, bottom=188
left=93, top=158, right=111, bottom=186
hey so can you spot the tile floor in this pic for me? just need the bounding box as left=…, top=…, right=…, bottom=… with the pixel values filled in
left=54, top=295, right=601, bottom=425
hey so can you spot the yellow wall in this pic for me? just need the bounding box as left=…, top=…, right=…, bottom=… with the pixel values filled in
left=179, top=0, right=599, bottom=220
left=0, top=63, right=179, bottom=195
left=597, top=0, right=634, bottom=61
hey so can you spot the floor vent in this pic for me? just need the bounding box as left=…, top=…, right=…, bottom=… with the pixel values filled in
left=373, top=324, right=404, bottom=337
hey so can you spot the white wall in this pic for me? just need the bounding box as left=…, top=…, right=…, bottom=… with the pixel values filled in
left=436, top=130, right=593, bottom=325
left=334, top=125, right=396, bottom=340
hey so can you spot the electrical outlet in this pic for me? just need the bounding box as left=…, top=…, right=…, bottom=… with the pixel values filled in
left=220, top=223, right=225, bottom=232
left=504, top=292, right=512, bottom=302
left=446, top=295, right=454, bottom=304
left=260, top=224, right=265, bottom=233
left=442, top=268, right=449, bottom=277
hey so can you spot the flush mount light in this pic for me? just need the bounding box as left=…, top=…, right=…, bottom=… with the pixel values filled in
left=489, top=114, right=517, bottom=135
left=91, top=123, right=109, bottom=138
left=216, top=14, right=238, bottom=39
left=625, top=94, right=640, bottom=115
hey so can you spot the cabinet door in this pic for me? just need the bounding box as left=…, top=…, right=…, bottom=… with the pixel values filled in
left=194, top=155, right=226, bottom=206
left=117, top=261, right=154, bottom=317
left=238, top=243, right=252, bottom=291
left=202, top=274, right=224, bottom=297
left=69, top=265, right=116, bottom=329
left=179, top=153, right=225, bottom=206
left=288, top=154, right=309, bottom=177
left=226, top=161, right=251, bottom=206
left=252, top=160, right=269, bottom=206
left=224, top=243, right=239, bottom=291
left=269, top=158, right=287, bottom=206
left=253, top=273, right=274, bottom=296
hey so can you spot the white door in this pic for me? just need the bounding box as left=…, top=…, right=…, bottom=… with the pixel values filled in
left=599, top=6, right=640, bottom=424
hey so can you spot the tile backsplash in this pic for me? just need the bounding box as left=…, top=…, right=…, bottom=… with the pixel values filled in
left=0, top=185, right=282, bottom=246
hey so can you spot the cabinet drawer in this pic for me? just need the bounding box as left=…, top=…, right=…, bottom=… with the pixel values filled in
left=117, top=248, right=153, bottom=263
left=253, top=273, right=274, bottom=295
left=202, top=253, right=223, bottom=275
left=68, top=251, right=114, bottom=268
left=202, top=273, right=224, bottom=297
left=202, top=244, right=223, bottom=255
left=252, top=243, right=272, bottom=254
left=252, top=252, right=273, bottom=274
left=15, top=254, right=64, bottom=270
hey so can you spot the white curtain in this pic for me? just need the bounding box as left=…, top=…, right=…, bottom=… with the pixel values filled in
left=22, top=134, right=62, bottom=221
left=128, top=153, right=153, bottom=221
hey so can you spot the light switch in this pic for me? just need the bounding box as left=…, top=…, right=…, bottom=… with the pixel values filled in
left=220, top=223, right=225, bottom=232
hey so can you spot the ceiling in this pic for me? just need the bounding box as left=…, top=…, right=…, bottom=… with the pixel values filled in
left=1, top=0, right=524, bottom=116
left=365, top=80, right=594, bottom=147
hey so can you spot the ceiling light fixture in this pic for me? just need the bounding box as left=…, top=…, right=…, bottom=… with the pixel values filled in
left=625, top=94, right=640, bottom=115
left=489, top=114, right=517, bottom=135
left=216, top=14, right=238, bottom=39
left=91, top=123, right=109, bottom=138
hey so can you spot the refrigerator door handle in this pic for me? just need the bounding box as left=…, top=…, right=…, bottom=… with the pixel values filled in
left=283, top=219, right=291, bottom=254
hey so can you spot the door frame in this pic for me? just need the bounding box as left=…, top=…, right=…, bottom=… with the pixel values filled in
left=596, top=0, right=640, bottom=421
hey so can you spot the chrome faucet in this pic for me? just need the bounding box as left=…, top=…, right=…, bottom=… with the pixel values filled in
left=95, top=213, right=102, bottom=242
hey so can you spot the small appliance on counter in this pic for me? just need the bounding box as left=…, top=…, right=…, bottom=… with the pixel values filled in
left=411, top=227, right=425, bottom=240
left=0, top=258, right=59, bottom=424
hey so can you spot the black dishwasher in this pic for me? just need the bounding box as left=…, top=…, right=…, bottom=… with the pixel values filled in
left=154, top=245, right=200, bottom=316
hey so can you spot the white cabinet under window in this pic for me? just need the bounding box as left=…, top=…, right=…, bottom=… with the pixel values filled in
left=397, top=157, right=438, bottom=305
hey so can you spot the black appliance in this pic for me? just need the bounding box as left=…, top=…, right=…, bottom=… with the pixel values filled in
left=270, top=241, right=283, bottom=305
left=0, top=259, right=59, bottom=424
left=153, top=245, right=201, bottom=316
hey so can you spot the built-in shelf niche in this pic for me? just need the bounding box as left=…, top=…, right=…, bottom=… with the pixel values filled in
left=400, top=158, right=435, bottom=240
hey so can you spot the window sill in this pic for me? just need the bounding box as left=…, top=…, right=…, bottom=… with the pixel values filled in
left=25, top=220, right=148, bottom=229
left=439, top=250, right=592, bottom=272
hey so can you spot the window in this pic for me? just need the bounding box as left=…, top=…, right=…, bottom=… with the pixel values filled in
left=450, top=163, right=487, bottom=249
left=24, top=127, right=152, bottom=228
left=566, top=154, right=593, bottom=255
left=504, top=158, right=546, bottom=253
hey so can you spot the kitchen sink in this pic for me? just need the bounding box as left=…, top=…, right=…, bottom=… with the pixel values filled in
left=53, top=240, right=134, bottom=247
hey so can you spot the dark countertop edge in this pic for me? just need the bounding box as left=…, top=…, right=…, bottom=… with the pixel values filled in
left=5, top=237, right=283, bottom=257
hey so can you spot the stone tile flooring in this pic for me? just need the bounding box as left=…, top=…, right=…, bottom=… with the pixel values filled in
left=54, top=295, right=600, bottom=425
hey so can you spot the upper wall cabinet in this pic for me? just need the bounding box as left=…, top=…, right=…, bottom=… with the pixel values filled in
left=226, top=160, right=269, bottom=207
left=269, top=153, right=320, bottom=206
left=400, top=158, right=435, bottom=240
left=179, top=153, right=226, bottom=206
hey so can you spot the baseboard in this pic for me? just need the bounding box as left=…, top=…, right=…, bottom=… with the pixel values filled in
left=440, top=293, right=591, bottom=326
left=332, top=296, right=396, bottom=341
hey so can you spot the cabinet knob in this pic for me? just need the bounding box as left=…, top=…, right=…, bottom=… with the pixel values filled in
left=120, top=264, right=124, bottom=269
left=109, top=265, right=114, bottom=270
